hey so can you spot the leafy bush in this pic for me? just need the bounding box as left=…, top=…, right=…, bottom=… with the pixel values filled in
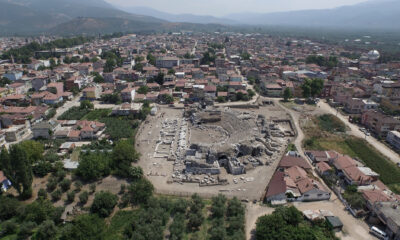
left=318, top=114, right=346, bottom=133
left=37, top=188, right=47, bottom=200
left=76, top=152, right=111, bottom=181
left=0, top=196, right=20, bottom=221
left=127, top=178, right=154, bottom=205
left=79, top=191, right=89, bottom=205
left=51, top=189, right=62, bottom=201
left=90, top=191, right=118, bottom=218
left=66, top=191, right=75, bottom=203
left=59, top=179, right=72, bottom=192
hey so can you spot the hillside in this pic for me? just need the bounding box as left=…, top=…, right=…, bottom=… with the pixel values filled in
left=49, top=17, right=164, bottom=35
left=50, top=17, right=233, bottom=36
left=121, top=6, right=236, bottom=25
left=226, top=0, right=400, bottom=30
left=0, top=0, right=164, bottom=34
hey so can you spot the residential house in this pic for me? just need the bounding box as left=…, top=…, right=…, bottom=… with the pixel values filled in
left=344, top=98, right=378, bottom=114
left=82, top=85, right=102, bottom=100
left=32, top=120, right=60, bottom=139
left=387, top=131, right=400, bottom=150
left=156, top=57, right=180, bottom=69
left=362, top=110, right=400, bottom=138
left=370, top=201, right=400, bottom=240
left=265, top=83, right=283, bottom=97
left=316, top=162, right=332, bottom=176
left=3, top=71, right=23, bottom=81
left=121, top=88, right=136, bottom=102
left=32, top=77, right=49, bottom=91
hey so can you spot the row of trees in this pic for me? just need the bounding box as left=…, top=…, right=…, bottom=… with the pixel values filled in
left=1, top=36, right=92, bottom=64
left=0, top=141, right=45, bottom=199
left=306, top=55, right=338, bottom=69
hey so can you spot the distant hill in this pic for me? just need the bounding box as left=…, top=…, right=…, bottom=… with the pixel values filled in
left=226, top=0, right=400, bottom=30
left=49, top=17, right=164, bottom=35
left=0, top=0, right=164, bottom=34
left=120, top=6, right=237, bottom=25
left=50, top=17, right=233, bottom=36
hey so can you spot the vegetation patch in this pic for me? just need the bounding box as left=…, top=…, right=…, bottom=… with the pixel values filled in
left=318, top=114, right=346, bottom=133
left=57, top=106, right=90, bottom=120
left=82, top=109, right=112, bottom=121
left=255, top=206, right=337, bottom=240
left=303, top=114, right=400, bottom=193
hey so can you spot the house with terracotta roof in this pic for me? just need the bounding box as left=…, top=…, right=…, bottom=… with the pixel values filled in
left=278, top=156, right=312, bottom=170
left=265, top=155, right=330, bottom=203
left=316, top=162, right=332, bottom=176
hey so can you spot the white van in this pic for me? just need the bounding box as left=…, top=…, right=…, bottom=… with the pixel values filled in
left=370, top=226, right=388, bottom=240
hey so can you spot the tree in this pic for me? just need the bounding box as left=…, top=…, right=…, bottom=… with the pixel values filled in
left=37, top=188, right=48, bottom=200
left=104, top=58, right=116, bottom=73
left=18, top=221, right=37, bottom=240
left=128, top=178, right=154, bottom=205
left=169, top=214, right=185, bottom=240
left=211, top=194, right=227, bottom=219
left=137, top=85, right=149, bottom=94
left=240, top=51, right=251, bottom=60
left=67, top=191, right=75, bottom=203
left=51, top=189, right=62, bottom=201
left=112, top=140, right=139, bottom=177
left=59, top=214, right=106, bottom=240
left=0, top=77, right=11, bottom=87
left=90, top=191, right=118, bottom=218
left=0, top=145, right=33, bottom=199
left=93, top=73, right=105, bottom=83
left=19, top=140, right=44, bottom=163
left=152, top=72, right=165, bottom=85
left=128, top=166, right=144, bottom=180
left=60, top=178, right=72, bottom=192
left=76, top=153, right=111, bottom=181
left=147, top=53, right=156, bottom=65
left=247, top=89, right=256, bottom=98
left=310, top=78, right=324, bottom=97
left=283, top=88, right=293, bottom=102
left=301, top=79, right=312, bottom=98
left=161, top=94, right=174, bottom=104
left=0, top=196, right=20, bottom=221
left=79, top=191, right=89, bottom=205
left=33, top=220, right=58, bottom=240
left=80, top=100, right=94, bottom=110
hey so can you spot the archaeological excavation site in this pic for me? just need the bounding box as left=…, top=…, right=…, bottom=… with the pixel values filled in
left=136, top=101, right=295, bottom=199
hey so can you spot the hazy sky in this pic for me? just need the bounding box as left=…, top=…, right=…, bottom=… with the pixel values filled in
left=106, top=0, right=370, bottom=16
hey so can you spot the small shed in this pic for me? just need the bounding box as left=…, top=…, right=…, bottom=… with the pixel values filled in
left=325, top=216, right=343, bottom=232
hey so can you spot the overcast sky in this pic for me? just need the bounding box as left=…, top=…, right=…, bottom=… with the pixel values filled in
left=106, top=0, right=370, bottom=16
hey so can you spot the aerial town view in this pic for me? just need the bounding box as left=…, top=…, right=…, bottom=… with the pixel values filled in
left=1, top=0, right=400, bottom=240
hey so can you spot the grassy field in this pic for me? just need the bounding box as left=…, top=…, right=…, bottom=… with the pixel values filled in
left=303, top=114, right=400, bottom=193
left=82, top=109, right=112, bottom=121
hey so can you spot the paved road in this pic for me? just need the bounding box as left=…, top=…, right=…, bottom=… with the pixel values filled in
left=243, top=98, right=373, bottom=240
left=53, top=93, right=82, bottom=120
left=318, top=101, right=400, bottom=164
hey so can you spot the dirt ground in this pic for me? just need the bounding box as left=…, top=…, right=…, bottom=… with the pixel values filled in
left=135, top=104, right=291, bottom=200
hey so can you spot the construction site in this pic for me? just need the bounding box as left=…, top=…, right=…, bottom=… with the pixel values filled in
left=136, top=100, right=295, bottom=200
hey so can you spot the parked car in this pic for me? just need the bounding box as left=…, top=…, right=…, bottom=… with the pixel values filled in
left=370, top=226, right=388, bottom=240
